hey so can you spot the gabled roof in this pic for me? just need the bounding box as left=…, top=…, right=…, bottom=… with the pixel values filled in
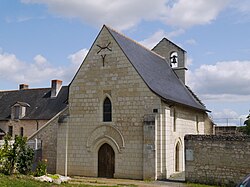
left=106, top=25, right=207, bottom=111
left=152, top=37, right=186, bottom=52
left=0, top=86, right=68, bottom=120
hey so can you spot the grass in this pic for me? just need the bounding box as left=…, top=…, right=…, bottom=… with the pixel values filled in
left=0, top=173, right=220, bottom=187
left=0, top=173, right=131, bottom=187
left=186, top=183, right=218, bottom=187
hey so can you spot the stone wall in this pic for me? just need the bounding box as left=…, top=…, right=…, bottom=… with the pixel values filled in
left=0, top=119, right=47, bottom=138
left=160, top=104, right=207, bottom=179
left=185, top=135, right=250, bottom=186
left=29, top=108, right=68, bottom=173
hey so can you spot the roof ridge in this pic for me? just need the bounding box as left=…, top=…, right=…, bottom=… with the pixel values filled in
left=105, top=25, right=166, bottom=60
left=0, top=87, right=51, bottom=93
left=0, top=85, right=68, bottom=93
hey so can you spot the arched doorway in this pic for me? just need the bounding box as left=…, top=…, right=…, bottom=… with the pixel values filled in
left=175, top=142, right=180, bottom=172
left=98, top=143, right=115, bottom=178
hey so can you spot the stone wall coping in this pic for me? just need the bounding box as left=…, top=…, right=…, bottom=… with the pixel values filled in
left=184, top=134, right=250, bottom=141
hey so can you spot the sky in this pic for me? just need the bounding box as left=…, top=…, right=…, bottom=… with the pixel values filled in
left=0, top=0, right=250, bottom=125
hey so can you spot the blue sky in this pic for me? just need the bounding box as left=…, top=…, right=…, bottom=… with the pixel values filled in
left=1, top=0, right=250, bottom=124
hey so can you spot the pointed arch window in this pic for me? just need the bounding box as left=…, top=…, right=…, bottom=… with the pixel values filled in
left=103, top=97, right=112, bottom=122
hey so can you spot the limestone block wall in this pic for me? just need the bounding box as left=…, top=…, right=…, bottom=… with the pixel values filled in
left=185, top=135, right=250, bottom=186
left=57, top=26, right=161, bottom=179
left=0, top=119, right=47, bottom=138
left=204, top=115, right=214, bottom=135
left=162, top=104, right=206, bottom=179
left=143, top=115, right=156, bottom=180
left=152, top=103, right=207, bottom=179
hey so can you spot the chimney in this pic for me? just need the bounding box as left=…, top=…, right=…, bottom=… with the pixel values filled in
left=19, top=84, right=29, bottom=90
left=51, top=80, right=62, bottom=97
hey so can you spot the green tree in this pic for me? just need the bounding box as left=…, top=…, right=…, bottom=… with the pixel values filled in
left=0, top=135, right=34, bottom=175
left=0, top=135, right=16, bottom=175
left=16, top=136, right=34, bottom=175
left=238, top=113, right=250, bottom=135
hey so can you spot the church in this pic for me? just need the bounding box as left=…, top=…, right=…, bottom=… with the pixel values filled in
left=27, top=25, right=212, bottom=180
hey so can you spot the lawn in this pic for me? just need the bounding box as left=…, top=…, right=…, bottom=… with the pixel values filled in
left=0, top=174, right=130, bottom=187
left=0, top=174, right=219, bottom=187
left=186, top=183, right=218, bottom=187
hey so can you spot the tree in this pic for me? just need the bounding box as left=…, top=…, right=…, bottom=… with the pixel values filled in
left=239, top=113, right=250, bottom=135
left=16, top=136, right=34, bottom=175
left=0, top=135, right=34, bottom=175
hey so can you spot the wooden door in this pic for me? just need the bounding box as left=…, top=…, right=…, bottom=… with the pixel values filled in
left=98, top=143, right=115, bottom=178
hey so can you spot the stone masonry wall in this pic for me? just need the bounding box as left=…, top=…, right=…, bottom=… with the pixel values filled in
left=0, top=120, right=47, bottom=138
left=162, top=105, right=206, bottom=179
left=29, top=108, right=68, bottom=173
left=57, top=26, right=161, bottom=179
left=185, top=135, right=250, bottom=186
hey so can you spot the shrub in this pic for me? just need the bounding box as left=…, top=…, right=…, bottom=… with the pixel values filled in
left=34, top=159, right=47, bottom=177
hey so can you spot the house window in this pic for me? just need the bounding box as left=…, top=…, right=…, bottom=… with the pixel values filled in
left=11, top=102, right=30, bottom=120
left=103, top=97, right=112, bottom=122
left=8, top=126, right=13, bottom=137
left=14, top=106, right=20, bottom=119
left=196, top=115, right=199, bottom=134
left=20, top=127, right=24, bottom=137
left=173, top=108, right=176, bottom=132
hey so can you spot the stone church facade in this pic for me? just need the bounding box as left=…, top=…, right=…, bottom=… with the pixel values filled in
left=29, top=25, right=212, bottom=180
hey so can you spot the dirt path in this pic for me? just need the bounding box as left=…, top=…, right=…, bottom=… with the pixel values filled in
left=69, top=176, right=187, bottom=187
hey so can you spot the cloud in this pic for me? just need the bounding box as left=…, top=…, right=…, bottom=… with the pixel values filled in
left=185, top=39, right=197, bottom=45
left=230, top=0, right=250, bottom=14
left=163, top=0, right=230, bottom=28
left=68, top=48, right=88, bottom=66
left=21, top=0, right=167, bottom=31
left=211, top=108, right=245, bottom=126
left=17, top=16, right=33, bottom=22
left=21, top=0, right=231, bottom=30
left=186, top=56, right=193, bottom=67
left=212, top=108, right=239, bottom=119
left=139, top=29, right=184, bottom=49
left=187, top=60, right=250, bottom=102
left=0, top=48, right=88, bottom=88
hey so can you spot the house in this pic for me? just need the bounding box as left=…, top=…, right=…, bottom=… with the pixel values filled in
left=28, top=25, right=213, bottom=180
left=0, top=80, right=68, bottom=139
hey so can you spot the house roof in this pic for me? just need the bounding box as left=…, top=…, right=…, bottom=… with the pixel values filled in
left=0, top=86, right=68, bottom=120
left=152, top=37, right=186, bottom=52
left=106, top=25, right=207, bottom=111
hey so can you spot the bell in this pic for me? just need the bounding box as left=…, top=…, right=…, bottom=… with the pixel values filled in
left=170, top=55, right=178, bottom=67
left=171, top=55, right=177, bottom=64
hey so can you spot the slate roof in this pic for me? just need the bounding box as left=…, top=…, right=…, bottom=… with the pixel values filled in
left=106, top=26, right=207, bottom=111
left=0, top=86, right=68, bottom=121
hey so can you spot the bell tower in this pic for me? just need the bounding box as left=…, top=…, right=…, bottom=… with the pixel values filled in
left=152, top=38, right=187, bottom=84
